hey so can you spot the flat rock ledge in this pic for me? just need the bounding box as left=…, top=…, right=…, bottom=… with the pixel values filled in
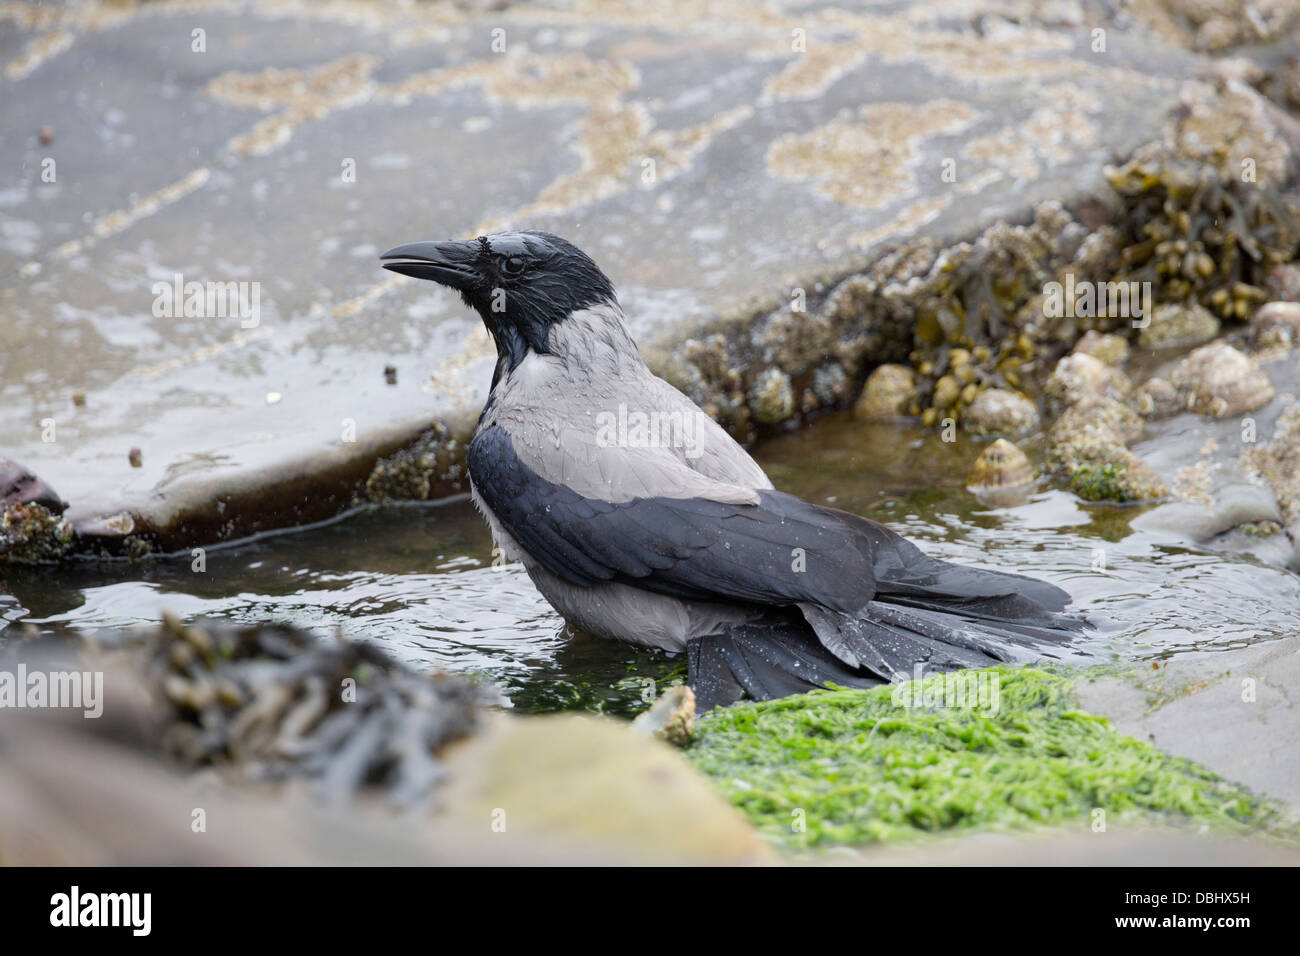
left=1, top=1, right=1297, bottom=557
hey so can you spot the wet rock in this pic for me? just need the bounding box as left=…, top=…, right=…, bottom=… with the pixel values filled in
left=1263, top=262, right=1300, bottom=302
left=963, top=388, right=1040, bottom=437
left=967, top=439, right=1034, bottom=492
left=1072, top=330, right=1130, bottom=366
left=1243, top=403, right=1300, bottom=527
left=1105, top=78, right=1299, bottom=330
left=0, top=458, right=67, bottom=514
left=1170, top=342, right=1274, bottom=418
left=1045, top=353, right=1129, bottom=405
left=6, top=7, right=1292, bottom=557
left=1046, top=411, right=1167, bottom=504
left=441, top=712, right=767, bottom=864
left=1251, top=301, right=1300, bottom=352
left=0, top=458, right=73, bottom=563
left=1131, top=377, right=1183, bottom=420
left=1126, top=0, right=1300, bottom=53
left=362, top=423, right=466, bottom=504
left=1132, top=483, right=1283, bottom=543
left=853, top=364, right=916, bottom=422
left=1139, top=302, right=1219, bottom=350
left=1053, top=394, right=1145, bottom=446
left=0, top=502, right=74, bottom=563
left=1073, top=633, right=1300, bottom=812
left=749, top=368, right=795, bottom=426
left=631, top=685, right=695, bottom=747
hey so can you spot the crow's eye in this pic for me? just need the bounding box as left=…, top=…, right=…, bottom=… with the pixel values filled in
left=500, top=255, right=526, bottom=278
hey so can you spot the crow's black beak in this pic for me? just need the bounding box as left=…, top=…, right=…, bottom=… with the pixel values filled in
left=380, top=239, right=481, bottom=290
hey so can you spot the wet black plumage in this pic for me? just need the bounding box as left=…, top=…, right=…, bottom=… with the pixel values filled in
left=469, top=424, right=1085, bottom=709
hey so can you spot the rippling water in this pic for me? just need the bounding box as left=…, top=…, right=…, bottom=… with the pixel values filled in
left=4, top=413, right=1299, bottom=713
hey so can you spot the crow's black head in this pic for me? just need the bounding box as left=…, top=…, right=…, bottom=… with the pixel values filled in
left=381, top=231, right=616, bottom=369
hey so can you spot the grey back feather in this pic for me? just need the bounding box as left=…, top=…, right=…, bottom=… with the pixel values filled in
left=477, top=300, right=771, bottom=505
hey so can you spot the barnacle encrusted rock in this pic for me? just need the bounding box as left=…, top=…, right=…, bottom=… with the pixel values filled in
left=1126, top=1, right=1300, bottom=54
left=1169, top=342, right=1275, bottom=418
left=963, top=388, right=1040, bottom=437
left=854, top=364, right=917, bottom=422
left=1046, top=353, right=1130, bottom=406
left=1046, top=433, right=1167, bottom=503
left=749, top=368, right=795, bottom=425
left=0, top=502, right=74, bottom=563
left=1138, top=302, right=1220, bottom=350
left=1132, top=377, right=1183, bottom=420
left=1045, top=375, right=1165, bottom=503
left=1251, top=301, right=1300, bottom=351
left=1264, top=263, right=1300, bottom=301
left=967, top=439, right=1035, bottom=491
left=631, top=685, right=696, bottom=748
left=362, top=422, right=466, bottom=503
left=670, top=77, right=1296, bottom=442
left=1, top=458, right=73, bottom=562
left=1053, top=395, right=1145, bottom=446
left=1243, top=404, right=1300, bottom=526
left=1072, top=331, right=1130, bottom=366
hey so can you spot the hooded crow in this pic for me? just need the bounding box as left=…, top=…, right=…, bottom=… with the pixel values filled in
left=382, top=231, right=1085, bottom=710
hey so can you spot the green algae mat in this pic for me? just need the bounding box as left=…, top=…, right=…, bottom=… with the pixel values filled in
left=685, top=667, right=1292, bottom=850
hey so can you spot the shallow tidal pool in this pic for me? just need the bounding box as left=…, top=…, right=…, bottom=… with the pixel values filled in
left=4, top=413, right=1300, bottom=716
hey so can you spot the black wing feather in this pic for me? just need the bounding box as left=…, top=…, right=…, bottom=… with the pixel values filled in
left=468, top=425, right=877, bottom=612
left=469, top=424, right=1084, bottom=687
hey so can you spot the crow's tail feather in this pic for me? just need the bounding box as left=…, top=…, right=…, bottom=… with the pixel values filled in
left=687, top=624, right=884, bottom=712
left=689, top=594, right=1088, bottom=712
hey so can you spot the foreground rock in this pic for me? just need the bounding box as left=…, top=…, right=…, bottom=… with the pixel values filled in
left=441, top=711, right=762, bottom=863
left=0, top=618, right=764, bottom=863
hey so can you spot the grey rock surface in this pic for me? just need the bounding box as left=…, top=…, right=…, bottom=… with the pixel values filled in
left=1074, top=635, right=1300, bottom=812
left=0, top=1, right=1213, bottom=548
left=1132, top=351, right=1300, bottom=568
